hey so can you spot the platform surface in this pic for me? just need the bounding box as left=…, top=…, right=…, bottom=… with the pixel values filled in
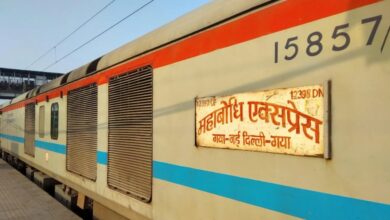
left=0, top=159, right=81, bottom=220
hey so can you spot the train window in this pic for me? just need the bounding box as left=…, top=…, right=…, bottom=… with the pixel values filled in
left=108, top=66, right=153, bottom=202
left=51, top=103, right=59, bottom=140
left=38, top=106, right=45, bottom=138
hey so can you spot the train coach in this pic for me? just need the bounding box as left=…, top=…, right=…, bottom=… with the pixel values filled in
left=1, top=0, right=390, bottom=219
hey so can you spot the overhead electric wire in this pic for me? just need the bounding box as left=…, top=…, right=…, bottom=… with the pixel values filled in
left=25, top=0, right=116, bottom=70
left=42, top=0, right=154, bottom=71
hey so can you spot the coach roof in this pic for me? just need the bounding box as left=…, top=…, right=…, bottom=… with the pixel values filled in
left=96, top=0, right=271, bottom=72
left=59, top=0, right=271, bottom=86
left=9, top=0, right=271, bottom=104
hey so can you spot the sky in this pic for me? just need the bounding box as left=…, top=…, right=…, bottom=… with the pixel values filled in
left=0, top=0, right=210, bottom=74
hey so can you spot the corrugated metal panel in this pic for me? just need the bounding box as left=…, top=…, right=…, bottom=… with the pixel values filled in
left=24, top=103, right=35, bottom=157
left=67, top=84, right=97, bottom=181
left=12, top=92, right=28, bottom=103
left=108, top=66, right=152, bottom=202
left=38, top=75, right=65, bottom=94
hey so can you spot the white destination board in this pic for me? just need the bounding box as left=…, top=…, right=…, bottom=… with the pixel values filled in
left=195, top=85, right=329, bottom=157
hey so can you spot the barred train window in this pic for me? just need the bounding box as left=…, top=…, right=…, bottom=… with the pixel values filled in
left=108, top=66, right=153, bottom=202
left=24, top=103, right=35, bottom=157
left=51, top=103, right=59, bottom=140
left=38, top=106, right=45, bottom=138
left=67, top=84, right=97, bottom=180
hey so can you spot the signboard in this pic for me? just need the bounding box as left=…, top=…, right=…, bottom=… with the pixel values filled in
left=195, top=84, right=330, bottom=157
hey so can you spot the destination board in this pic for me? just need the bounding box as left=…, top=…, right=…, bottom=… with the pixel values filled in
left=195, top=84, right=330, bottom=157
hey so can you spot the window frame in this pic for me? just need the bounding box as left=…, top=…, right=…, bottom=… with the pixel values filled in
left=50, top=102, right=59, bottom=140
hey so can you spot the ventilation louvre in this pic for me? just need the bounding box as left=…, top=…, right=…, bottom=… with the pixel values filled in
left=24, top=103, right=35, bottom=157
left=67, top=84, right=98, bottom=181
left=86, top=57, right=101, bottom=75
left=60, top=72, right=71, bottom=85
left=108, top=66, right=153, bottom=202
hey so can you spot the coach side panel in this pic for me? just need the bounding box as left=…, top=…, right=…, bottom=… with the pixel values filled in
left=152, top=1, right=390, bottom=219
left=0, top=107, right=25, bottom=157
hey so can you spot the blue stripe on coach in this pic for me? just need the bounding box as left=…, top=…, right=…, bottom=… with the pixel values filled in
left=3, top=133, right=390, bottom=218
left=34, top=140, right=66, bottom=155
left=153, top=160, right=390, bottom=219
left=1, top=133, right=67, bottom=154
left=0, top=133, right=24, bottom=143
left=0, top=134, right=110, bottom=165
left=97, top=151, right=108, bottom=165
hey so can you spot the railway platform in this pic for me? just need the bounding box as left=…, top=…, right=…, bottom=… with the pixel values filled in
left=0, top=159, right=80, bottom=220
